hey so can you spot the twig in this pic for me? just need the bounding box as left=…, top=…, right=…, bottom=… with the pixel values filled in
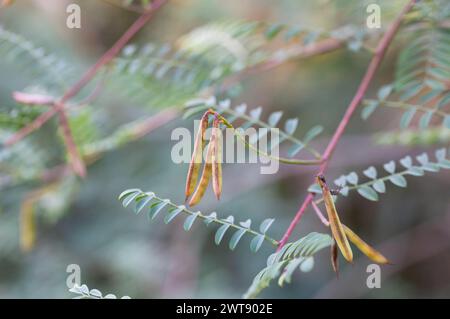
left=55, top=102, right=86, bottom=177
left=311, top=200, right=329, bottom=226
left=12, top=92, right=55, bottom=106
left=277, top=0, right=417, bottom=250
left=4, top=0, right=168, bottom=146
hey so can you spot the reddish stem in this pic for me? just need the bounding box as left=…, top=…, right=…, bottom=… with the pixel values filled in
left=12, top=92, right=55, bottom=106
left=60, top=0, right=167, bottom=104
left=277, top=0, right=417, bottom=250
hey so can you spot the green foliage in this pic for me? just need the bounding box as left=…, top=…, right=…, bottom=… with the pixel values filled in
left=362, top=96, right=450, bottom=130
left=244, top=232, right=332, bottom=299
left=396, top=27, right=450, bottom=92
left=361, top=23, right=450, bottom=131
left=375, top=126, right=450, bottom=145
left=178, top=20, right=323, bottom=68
left=185, top=97, right=323, bottom=161
left=118, top=189, right=278, bottom=252
left=0, top=25, right=73, bottom=92
left=309, top=148, right=450, bottom=201
left=69, top=284, right=131, bottom=299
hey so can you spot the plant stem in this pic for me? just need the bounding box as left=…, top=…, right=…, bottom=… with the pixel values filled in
left=277, top=0, right=417, bottom=251
left=219, top=105, right=322, bottom=159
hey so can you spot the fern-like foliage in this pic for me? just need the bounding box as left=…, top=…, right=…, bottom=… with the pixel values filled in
left=69, top=284, right=131, bottom=299
left=244, top=232, right=332, bottom=299
left=361, top=86, right=450, bottom=130
left=109, top=20, right=362, bottom=109
left=309, top=148, right=450, bottom=202
left=118, top=189, right=278, bottom=252
left=185, top=97, right=323, bottom=162
left=396, top=28, right=450, bottom=93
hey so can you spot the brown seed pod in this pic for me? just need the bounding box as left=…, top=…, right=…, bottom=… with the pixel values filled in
left=185, top=113, right=208, bottom=201
left=316, top=175, right=353, bottom=263
left=211, top=118, right=222, bottom=200
left=343, top=225, right=390, bottom=264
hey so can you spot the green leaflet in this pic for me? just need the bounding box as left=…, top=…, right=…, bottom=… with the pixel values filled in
left=118, top=190, right=278, bottom=252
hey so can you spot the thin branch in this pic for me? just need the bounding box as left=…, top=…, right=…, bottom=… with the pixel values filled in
left=101, top=0, right=149, bottom=14
left=55, top=102, right=86, bottom=177
left=5, top=107, right=60, bottom=144
left=277, top=0, right=417, bottom=250
left=60, top=0, right=167, bottom=104
left=311, top=200, right=329, bottom=226
left=218, top=37, right=345, bottom=93
left=364, top=99, right=450, bottom=118
left=4, top=0, right=167, bottom=146
left=39, top=108, right=179, bottom=181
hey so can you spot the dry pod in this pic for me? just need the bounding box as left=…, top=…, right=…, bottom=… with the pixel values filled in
left=343, top=225, right=390, bottom=264
left=316, top=174, right=353, bottom=263
left=185, top=113, right=208, bottom=201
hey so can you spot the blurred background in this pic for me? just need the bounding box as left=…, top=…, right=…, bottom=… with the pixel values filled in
left=0, top=0, right=449, bottom=298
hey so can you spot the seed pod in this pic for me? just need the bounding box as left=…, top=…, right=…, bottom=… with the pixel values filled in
left=331, top=239, right=339, bottom=277
left=188, top=125, right=215, bottom=207
left=316, top=175, right=353, bottom=263
left=185, top=113, right=208, bottom=201
left=211, top=118, right=222, bottom=200
left=343, top=225, right=389, bottom=264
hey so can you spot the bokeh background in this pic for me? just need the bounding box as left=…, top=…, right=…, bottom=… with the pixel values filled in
left=0, top=0, right=449, bottom=298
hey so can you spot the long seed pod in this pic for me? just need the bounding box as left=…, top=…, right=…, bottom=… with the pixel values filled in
left=316, top=175, right=353, bottom=263
left=331, top=239, right=339, bottom=277
left=211, top=118, right=222, bottom=200
left=188, top=124, right=215, bottom=207
left=19, top=185, right=56, bottom=252
left=343, top=225, right=390, bottom=264
left=185, top=113, right=208, bottom=201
